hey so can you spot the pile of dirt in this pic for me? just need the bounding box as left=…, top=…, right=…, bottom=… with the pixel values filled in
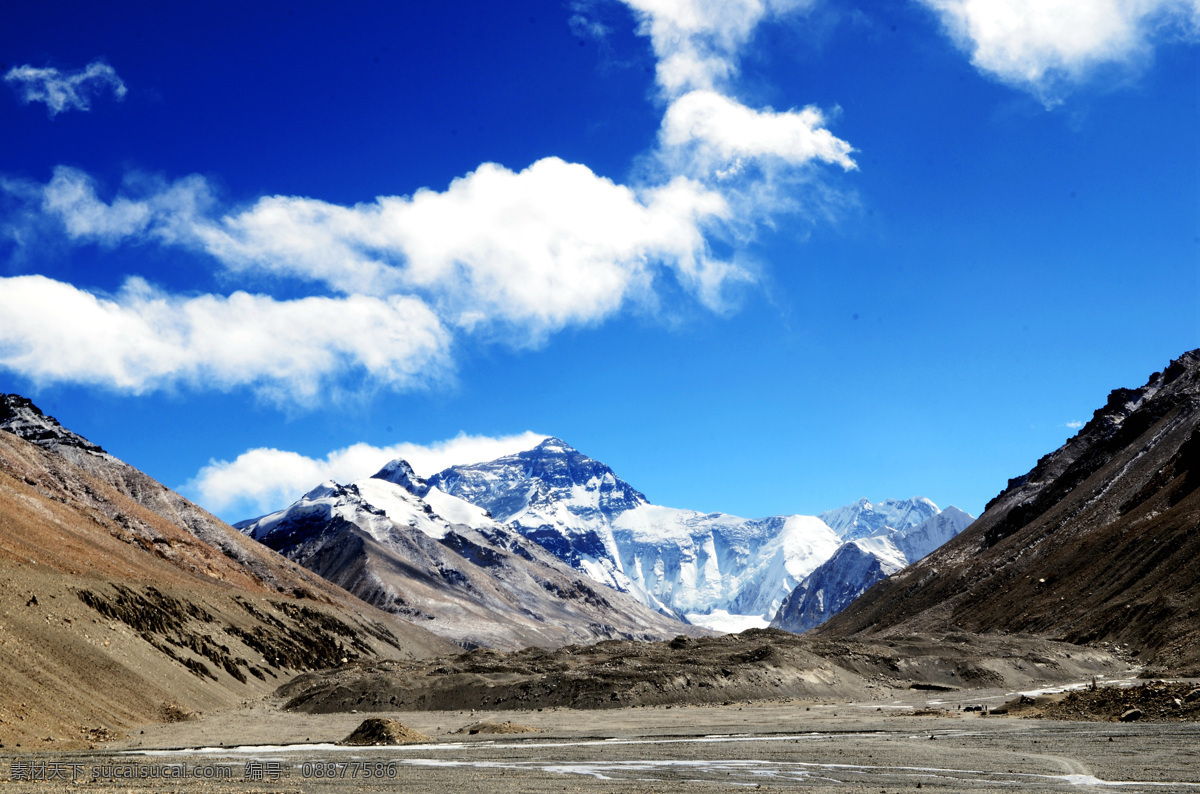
left=1038, top=682, right=1200, bottom=722
left=339, top=717, right=430, bottom=745
left=279, top=628, right=1124, bottom=714
left=456, top=721, right=538, bottom=735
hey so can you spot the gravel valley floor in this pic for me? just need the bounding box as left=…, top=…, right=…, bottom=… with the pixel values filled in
left=4, top=682, right=1199, bottom=793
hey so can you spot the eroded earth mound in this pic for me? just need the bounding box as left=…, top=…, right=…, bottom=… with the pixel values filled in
left=1038, top=682, right=1200, bottom=722
left=278, top=628, right=1125, bottom=714
left=339, top=717, right=430, bottom=745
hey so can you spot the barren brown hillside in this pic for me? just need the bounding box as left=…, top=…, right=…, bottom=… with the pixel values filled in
left=818, top=350, right=1200, bottom=674
left=0, top=403, right=455, bottom=750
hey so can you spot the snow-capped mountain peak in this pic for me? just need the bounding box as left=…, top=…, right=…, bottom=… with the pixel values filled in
left=371, top=458, right=430, bottom=497
left=818, top=496, right=939, bottom=541
left=428, top=437, right=649, bottom=535
left=427, top=438, right=958, bottom=633
left=893, top=505, right=974, bottom=562
left=770, top=505, right=974, bottom=634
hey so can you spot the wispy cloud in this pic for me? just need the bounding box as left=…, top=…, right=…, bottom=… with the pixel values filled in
left=569, top=1, right=612, bottom=41
left=918, top=0, right=1200, bottom=105
left=183, top=431, right=547, bottom=519
left=620, top=0, right=814, bottom=95
left=4, top=60, right=127, bottom=117
left=1065, top=420, right=1084, bottom=429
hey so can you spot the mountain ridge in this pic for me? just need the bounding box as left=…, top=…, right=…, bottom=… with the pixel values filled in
left=0, top=394, right=454, bottom=749
left=817, top=350, right=1200, bottom=673
left=237, top=456, right=702, bottom=650
left=428, top=437, right=952, bottom=631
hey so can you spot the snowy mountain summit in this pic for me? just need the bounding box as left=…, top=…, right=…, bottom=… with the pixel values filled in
left=818, top=497, right=939, bottom=541
left=429, top=437, right=964, bottom=633
left=237, top=455, right=693, bottom=649
left=771, top=506, right=975, bottom=635
left=428, top=437, right=650, bottom=596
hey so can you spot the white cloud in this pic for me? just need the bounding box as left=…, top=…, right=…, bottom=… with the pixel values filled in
left=27, top=160, right=743, bottom=342
left=919, top=0, right=1200, bottom=104
left=1065, top=420, right=1084, bottom=429
left=621, top=0, right=814, bottom=94
left=184, top=431, right=547, bottom=518
left=660, top=89, right=857, bottom=175
left=0, top=274, right=450, bottom=401
left=619, top=1, right=854, bottom=211
left=0, top=6, right=858, bottom=403
left=4, top=60, right=127, bottom=116
left=39, top=167, right=213, bottom=245
left=204, top=158, right=742, bottom=330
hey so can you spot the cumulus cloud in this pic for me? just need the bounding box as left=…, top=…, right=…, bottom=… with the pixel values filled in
left=1, top=160, right=747, bottom=398
left=184, top=431, right=547, bottom=518
left=919, top=0, right=1200, bottom=104
left=660, top=89, right=856, bottom=176
left=1065, top=420, right=1084, bottom=429
left=0, top=5, right=858, bottom=402
left=4, top=60, right=127, bottom=116
left=203, top=158, right=741, bottom=331
left=21, top=160, right=742, bottom=342
left=617, top=1, right=853, bottom=209
left=0, top=274, right=450, bottom=401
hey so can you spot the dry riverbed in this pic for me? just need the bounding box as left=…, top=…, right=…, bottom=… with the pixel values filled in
left=3, top=679, right=1198, bottom=793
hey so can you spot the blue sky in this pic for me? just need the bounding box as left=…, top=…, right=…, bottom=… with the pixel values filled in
left=1, top=0, right=1197, bottom=524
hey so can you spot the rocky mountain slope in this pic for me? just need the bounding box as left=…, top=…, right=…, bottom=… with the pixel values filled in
left=0, top=394, right=454, bottom=749
left=429, top=438, right=949, bottom=631
left=772, top=507, right=974, bottom=634
left=817, top=350, right=1200, bottom=674
left=236, top=460, right=700, bottom=650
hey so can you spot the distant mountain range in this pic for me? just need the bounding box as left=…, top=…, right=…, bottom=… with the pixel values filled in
left=427, top=438, right=971, bottom=631
left=772, top=507, right=974, bottom=634
left=236, top=434, right=971, bottom=641
left=818, top=349, right=1200, bottom=675
left=236, top=458, right=699, bottom=650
